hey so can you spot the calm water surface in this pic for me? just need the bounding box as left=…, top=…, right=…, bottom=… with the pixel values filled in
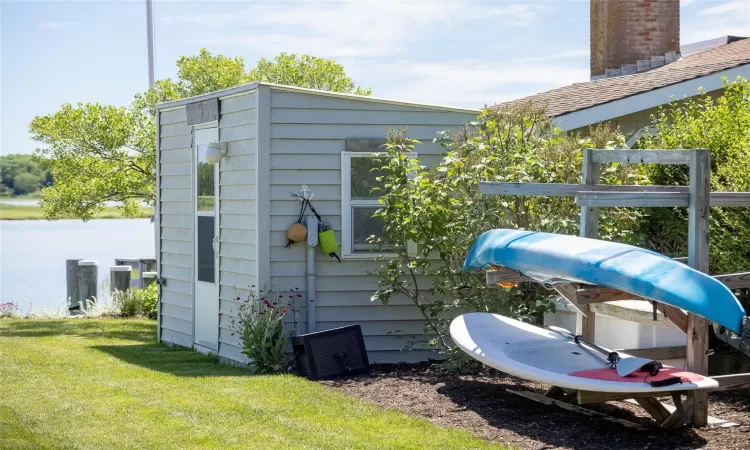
left=1, top=219, right=155, bottom=312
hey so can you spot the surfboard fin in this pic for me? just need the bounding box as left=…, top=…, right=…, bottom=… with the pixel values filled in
left=615, top=357, right=658, bottom=377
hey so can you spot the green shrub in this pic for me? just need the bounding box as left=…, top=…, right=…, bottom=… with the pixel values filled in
left=141, top=283, right=158, bottom=320
left=639, top=77, right=750, bottom=277
left=111, top=285, right=158, bottom=319
left=233, top=287, right=299, bottom=374
left=111, top=289, right=145, bottom=318
left=371, top=105, right=644, bottom=363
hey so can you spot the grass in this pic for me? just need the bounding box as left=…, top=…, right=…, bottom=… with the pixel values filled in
left=0, top=203, right=153, bottom=220
left=0, top=319, right=503, bottom=450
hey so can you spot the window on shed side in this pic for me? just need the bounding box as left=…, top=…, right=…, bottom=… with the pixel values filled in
left=341, top=152, right=415, bottom=259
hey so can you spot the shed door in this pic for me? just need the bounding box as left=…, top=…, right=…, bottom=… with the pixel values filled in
left=194, top=127, right=220, bottom=351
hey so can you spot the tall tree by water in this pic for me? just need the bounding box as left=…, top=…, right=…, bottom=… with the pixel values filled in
left=30, top=50, right=371, bottom=220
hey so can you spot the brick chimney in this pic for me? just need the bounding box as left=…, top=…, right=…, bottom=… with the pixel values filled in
left=590, top=0, right=680, bottom=79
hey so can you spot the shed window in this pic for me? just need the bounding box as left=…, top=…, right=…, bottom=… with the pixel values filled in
left=341, top=152, right=415, bottom=259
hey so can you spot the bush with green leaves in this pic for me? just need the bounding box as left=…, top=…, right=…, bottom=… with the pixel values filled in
left=639, top=77, right=750, bottom=277
left=110, top=285, right=158, bottom=319
left=233, top=287, right=300, bottom=374
left=370, top=105, right=645, bottom=362
left=141, top=283, right=158, bottom=320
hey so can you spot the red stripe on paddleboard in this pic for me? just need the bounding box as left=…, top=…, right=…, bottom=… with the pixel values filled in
left=569, top=366, right=704, bottom=383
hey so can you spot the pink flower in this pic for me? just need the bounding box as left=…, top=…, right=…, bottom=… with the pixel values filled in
left=283, top=308, right=289, bottom=314
left=272, top=302, right=277, bottom=306
left=236, top=296, right=241, bottom=301
left=297, top=294, right=302, bottom=298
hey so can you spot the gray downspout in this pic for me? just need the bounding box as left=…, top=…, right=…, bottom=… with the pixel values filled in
left=306, top=215, right=318, bottom=333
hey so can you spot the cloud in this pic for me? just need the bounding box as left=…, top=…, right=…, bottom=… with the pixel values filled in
left=167, top=1, right=555, bottom=58
left=351, top=60, right=589, bottom=108
left=701, top=1, right=748, bottom=15
left=684, top=1, right=750, bottom=43
left=37, top=21, right=77, bottom=30
left=512, top=49, right=589, bottom=64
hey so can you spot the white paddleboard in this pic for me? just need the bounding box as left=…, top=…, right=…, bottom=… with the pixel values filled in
left=450, top=313, right=717, bottom=393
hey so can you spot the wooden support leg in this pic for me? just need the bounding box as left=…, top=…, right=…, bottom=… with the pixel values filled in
left=659, top=393, right=688, bottom=429
left=635, top=397, right=671, bottom=424
left=506, top=389, right=648, bottom=431
left=687, top=314, right=709, bottom=427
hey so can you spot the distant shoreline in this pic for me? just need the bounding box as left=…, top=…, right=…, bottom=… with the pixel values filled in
left=0, top=203, right=153, bottom=221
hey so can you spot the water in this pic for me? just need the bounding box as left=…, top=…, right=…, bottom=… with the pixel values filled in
left=0, top=219, right=155, bottom=313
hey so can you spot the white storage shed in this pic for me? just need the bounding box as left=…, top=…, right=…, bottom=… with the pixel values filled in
left=154, top=82, right=478, bottom=364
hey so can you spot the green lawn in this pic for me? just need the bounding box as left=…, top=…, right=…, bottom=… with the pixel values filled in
left=0, top=320, right=502, bottom=450
left=0, top=203, right=153, bottom=220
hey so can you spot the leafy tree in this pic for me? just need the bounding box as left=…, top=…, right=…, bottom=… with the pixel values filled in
left=371, top=105, right=643, bottom=365
left=0, top=154, right=52, bottom=197
left=248, top=52, right=371, bottom=95
left=30, top=50, right=370, bottom=219
left=30, top=103, right=152, bottom=219
left=640, top=77, right=750, bottom=275
left=12, top=172, right=42, bottom=195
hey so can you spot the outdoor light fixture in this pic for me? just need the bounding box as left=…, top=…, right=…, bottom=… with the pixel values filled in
left=205, top=142, right=227, bottom=164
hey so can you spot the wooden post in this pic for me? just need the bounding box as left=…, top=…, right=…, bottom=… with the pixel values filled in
left=142, top=271, right=157, bottom=288
left=579, top=149, right=601, bottom=341
left=687, top=149, right=711, bottom=427
left=66, top=259, right=83, bottom=307
left=77, top=260, right=98, bottom=311
left=110, top=266, right=132, bottom=294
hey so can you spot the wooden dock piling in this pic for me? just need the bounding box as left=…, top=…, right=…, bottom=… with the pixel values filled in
left=77, top=260, right=98, bottom=310
left=66, top=259, right=83, bottom=307
left=110, top=266, right=132, bottom=294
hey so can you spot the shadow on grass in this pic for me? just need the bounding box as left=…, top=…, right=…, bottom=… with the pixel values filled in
left=94, top=344, right=249, bottom=377
left=0, top=319, right=156, bottom=342
left=436, top=377, right=708, bottom=450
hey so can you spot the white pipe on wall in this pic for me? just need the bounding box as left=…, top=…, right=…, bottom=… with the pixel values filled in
left=306, top=215, right=318, bottom=333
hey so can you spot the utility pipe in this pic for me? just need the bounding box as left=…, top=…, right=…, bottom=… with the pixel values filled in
left=306, top=215, right=318, bottom=333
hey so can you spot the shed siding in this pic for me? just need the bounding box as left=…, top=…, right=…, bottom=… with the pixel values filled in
left=217, top=91, right=258, bottom=363
left=157, top=106, right=194, bottom=347
left=267, top=87, right=475, bottom=363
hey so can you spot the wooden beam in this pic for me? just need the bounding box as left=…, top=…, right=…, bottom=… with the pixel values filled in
left=579, top=149, right=600, bottom=342
left=577, top=287, right=639, bottom=304
left=577, top=390, right=670, bottom=404
left=708, top=373, right=750, bottom=392
left=591, top=149, right=695, bottom=165
left=617, top=346, right=687, bottom=360
left=687, top=149, right=711, bottom=427
left=576, top=191, right=689, bottom=208
left=709, top=192, right=750, bottom=207
left=486, top=268, right=534, bottom=285
left=478, top=182, right=689, bottom=197
left=589, top=302, right=678, bottom=329
left=661, top=304, right=689, bottom=334
left=715, top=271, right=750, bottom=289
left=553, top=283, right=580, bottom=306
left=506, top=389, right=648, bottom=430
left=575, top=191, right=750, bottom=208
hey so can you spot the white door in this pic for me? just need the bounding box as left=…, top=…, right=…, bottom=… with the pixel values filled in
left=194, top=127, right=220, bottom=351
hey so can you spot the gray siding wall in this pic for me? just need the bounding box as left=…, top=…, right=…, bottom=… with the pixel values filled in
left=158, top=106, right=194, bottom=347
left=267, top=88, right=476, bottom=363
left=217, top=91, right=259, bottom=363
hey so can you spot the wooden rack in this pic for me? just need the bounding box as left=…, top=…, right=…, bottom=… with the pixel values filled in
left=481, top=149, right=750, bottom=428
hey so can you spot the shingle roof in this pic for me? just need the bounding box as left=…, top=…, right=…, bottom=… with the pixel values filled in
left=493, top=37, right=750, bottom=117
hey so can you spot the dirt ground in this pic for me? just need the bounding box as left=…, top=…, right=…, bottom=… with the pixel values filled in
left=321, top=364, right=750, bottom=450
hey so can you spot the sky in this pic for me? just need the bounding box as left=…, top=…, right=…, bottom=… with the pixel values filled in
left=2, top=0, right=750, bottom=155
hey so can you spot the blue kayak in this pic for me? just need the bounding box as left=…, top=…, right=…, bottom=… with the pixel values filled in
left=463, top=229, right=746, bottom=334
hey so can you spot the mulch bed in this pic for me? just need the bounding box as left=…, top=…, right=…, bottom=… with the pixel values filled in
left=321, top=363, right=750, bottom=449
